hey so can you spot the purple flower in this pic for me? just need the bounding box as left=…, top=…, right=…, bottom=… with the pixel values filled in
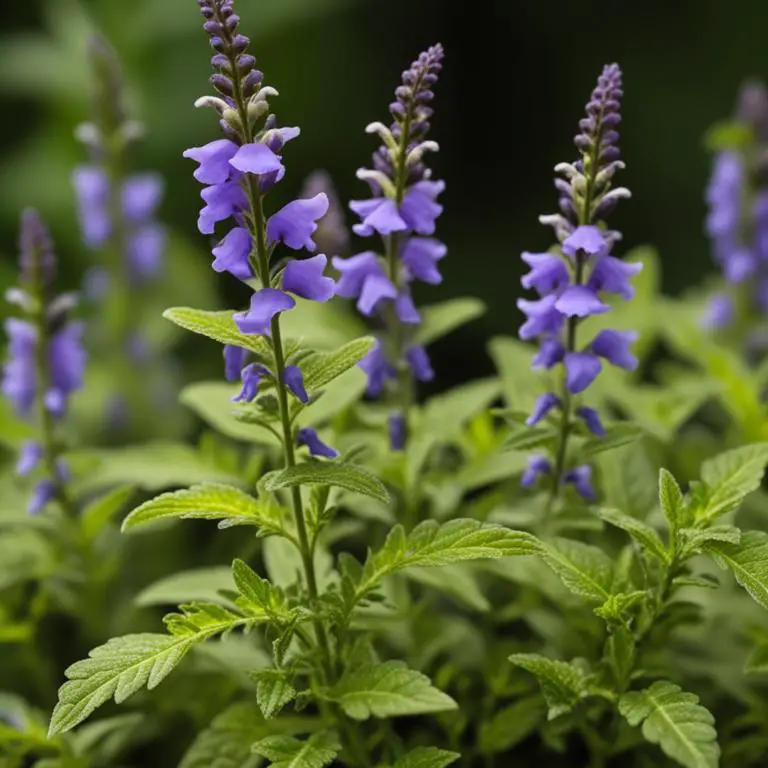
left=554, top=286, right=610, bottom=318
left=590, top=329, right=638, bottom=370
left=229, top=142, right=284, bottom=177
left=703, top=294, right=734, bottom=329
left=577, top=406, right=605, bottom=436
left=198, top=178, right=248, bottom=234
left=406, top=345, right=434, bottom=382
left=564, top=352, right=602, bottom=394
left=232, top=363, right=268, bottom=403
left=28, top=479, right=57, bottom=516
left=224, top=345, right=248, bottom=382
left=282, top=255, right=335, bottom=302
left=388, top=412, right=407, bottom=451
left=563, top=464, right=597, bottom=502
left=2, top=319, right=37, bottom=416
left=16, top=441, right=43, bottom=476
left=518, top=296, right=564, bottom=340
left=48, top=321, right=87, bottom=416
left=297, top=427, right=338, bottom=459
left=395, top=291, right=421, bottom=324
left=526, top=392, right=561, bottom=426
left=212, top=227, right=254, bottom=280
left=401, top=238, right=446, bottom=284
left=183, top=139, right=239, bottom=184
left=562, top=226, right=607, bottom=258
left=235, top=289, right=296, bottom=336
left=127, top=224, right=166, bottom=282
left=73, top=167, right=110, bottom=248
left=399, top=180, right=445, bottom=235
left=284, top=365, right=309, bottom=403
left=123, top=174, right=163, bottom=221
left=267, top=194, right=330, bottom=251
left=522, top=455, right=551, bottom=488
left=359, top=341, right=396, bottom=397
left=351, top=198, right=408, bottom=238
left=587, top=255, right=643, bottom=300
left=521, top=252, right=570, bottom=295
left=532, top=338, right=565, bottom=369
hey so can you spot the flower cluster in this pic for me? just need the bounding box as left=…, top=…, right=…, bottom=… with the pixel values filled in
left=2, top=211, right=86, bottom=514
left=333, top=44, right=445, bottom=449
left=186, top=0, right=337, bottom=458
left=704, top=80, right=768, bottom=330
left=518, top=64, right=640, bottom=500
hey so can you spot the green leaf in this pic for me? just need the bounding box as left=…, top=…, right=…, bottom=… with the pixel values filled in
left=660, top=468, right=687, bottom=530
left=539, top=538, right=614, bottom=602
left=122, top=484, right=281, bottom=533
left=488, top=336, right=542, bottom=414
left=328, top=661, right=456, bottom=720
left=252, top=731, right=340, bottom=768
left=356, top=520, right=539, bottom=602
left=391, top=746, right=461, bottom=768
left=71, top=713, right=144, bottom=765
left=704, top=119, right=753, bottom=152
left=251, top=669, right=297, bottom=719
left=680, top=525, right=741, bottom=553
left=581, top=424, right=644, bottom=457
left=70, top=442, right=240, bottom=493
left=697, top=444, right=768, bottom=521
left=232, top=559, right=295, bottom=625
left=508, top=654, right=589, bottom=720
left=79, top=485, right=135, bottom=541
left=49, top=605, right=257, bottom=735
left=265, top=462, right=389, bottom=504
left=135, top=567, right=234, bottom=608
left=164, top=307, right=271, bottom=358
left=405, top=564, right=490, bottom=612
left=619, top=681, right=719, bottom=768
left=179, top=703, right=314, bottom=768
left=180, top=382, right=281, bottom=445
left=704, top=530, right=768, bottom=609
left=0, top=528, right=54, bottom=591
left=597, top=507, right=670, bottom=564
left=503, top=428, right=559, bottom=452
left=413, top=297, right=486, bottom=346
left=301, top=337, right=375, bottom=391
left=479, top=696, right=547, bottom=754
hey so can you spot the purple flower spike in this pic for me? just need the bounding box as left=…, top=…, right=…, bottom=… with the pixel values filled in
left=48, top=321, right=87, bottom=416
left=73, top=167, right=111, bottom=249
left=28, top=479, right=57, bottom=516
left=127, top=224, right=166, bottom=282
left=229, top=143, right=284, bottom=176
left=2, top=318, right=37, bottom=416
left=236, top=289, right=296, bottom=336
left=123, top=174, right=164, bottom=221
left=184, top=139, right=239, bottom=185
left=554, top=286, right=610, bottom=318
left=576, top=406, right=605, bottom=436
left=522, top=455, right=552, bottom=488
left=224, top=345, right=248, bottom=382
left=401, top=238, right=447, bottom=284
left=267, top=194, right=330, bottom=251
left=16, top=441, right=43, bottom=476
left=562, top=226, right=606, bottom=258
left=563, top=464, right=597, bottom=502
left=521, top=252, right=570, bottom=295
left=359, top=341, right=396, bottom=397
left=591, top=329, right=639, bottom=370
left=297, top=427, right=338, bottom=459
left=233, top=363, right=268, bottom=403
left=527, top=392, right=561, bottom=426
left=388, top=412, right=407, bottom=451
left=283, top=255, right=335, bottom=302
left=212, top=227, right=254, bottom=280
left=406, top=345, right=434, bottom=382
left=284, top=365, right=309, bottom=403
left=564, top=352, right=602, bottom=394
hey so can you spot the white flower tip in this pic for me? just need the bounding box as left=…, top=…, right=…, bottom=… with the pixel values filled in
left=253, top=86, right=279, bottom=102
left=365, top=121, right=389, bottom=135
left=194, top=95, right=228, bottom=111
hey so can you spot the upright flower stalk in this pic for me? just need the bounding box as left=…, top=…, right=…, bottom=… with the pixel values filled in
left=334, top=45, right=445, bottom=450
left=518, top=64, right=640, bottom=506
left=73, top=36, right=167, bottom=428
left=186, top=0, right=338, bottom=669
left=2, top=211, right=86, bottom=515
left=704, top=80, right=768, bottom=341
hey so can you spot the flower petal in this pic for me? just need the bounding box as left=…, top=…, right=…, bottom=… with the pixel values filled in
left=562, top=225, right=606, bottom=257
left=564, top=351, right=602, bottom=393
left=212, top=227, right=254, bottom=280
left=401, top=238, right=447, bottom=284
left=590, top=329, right=638, bottom=370
left=284, top=365, right=309, bottom=403
left=235, top=289, right=296, bottom=336
left=183, top=139, right=239, bottom=184
left=554, top=285, right=610, bottom=317
left=229, top=142, right=284, bottom=176
left=526, top=392, right=561, bottom=426
left=297, top=427, right=338, bottom=458
left=267, top=193, right=330, bottom=251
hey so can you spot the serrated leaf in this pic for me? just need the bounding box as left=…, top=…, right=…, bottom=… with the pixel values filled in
left=680, top=525, right=741, bottom=553
left=252, top=731, right=340, bottom=768
left=164, top=307, right=271, bottom=357
left=265, top=462, right=389, bottom=503
left=328, top=661, right=456, bottom=720
left=80, top=485, right=135, bottom=541
left=697, top=444, right=768, bottom=521
left=508, top=654, right=589, bottom=720
left=704, top=530, right=768, bottom=609
left=597, top=507, right=670, bottom=564
left=252, top=669, right=297, bottom=719
left=391, top=746, right=461, bottom=768
left=539, top=538, right=614, bottom=602
left=232, top=559, right=295, bottom=624
left=581, top=424, right=644, bottom=457
left=122, top=484, right=280, bottom=533
left=135, top=567, right=234, bottom=608
left=619, top=681, right=719, bottom=768
left=356, top=520, right=539, bottom=602
left=413, top=297, right=486, bottom=346
left=301, top=337, right=375, bottom=391
left=50, top=603, right=259, bottom=736
left=479, top=696, right=546, bottom=754
left=660, top=468, right=687, bottom=530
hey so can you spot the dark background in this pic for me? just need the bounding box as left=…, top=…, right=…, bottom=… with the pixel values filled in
left=0, top=0, right=762, bottom=385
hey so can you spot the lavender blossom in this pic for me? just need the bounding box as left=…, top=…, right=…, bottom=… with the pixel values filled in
left=333, top=44, right=445, bottom=450
left=518, top=64, right=639, bottom=503
left=704, top=80, right=768, bottom=332
left=188, top=0, right=338, bottom=456
left=2, top=211, right=85, bottom=515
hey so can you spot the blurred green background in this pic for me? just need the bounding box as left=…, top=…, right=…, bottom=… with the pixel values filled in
left=0, top=0, right=764, bottom=387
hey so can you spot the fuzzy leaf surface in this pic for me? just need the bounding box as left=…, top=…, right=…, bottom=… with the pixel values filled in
left=252, top=731, right=340, bottom=768
left=508, top=654, right=589, bottom=719
left=301, top=337, right=375, bottom=391
left=391, top=746, right=461, bottom=768
left=704, top=531, right=768, bottom=609
left=265, top=462, right=389, bottom=503
left=539, top=538, right=614, bottom=602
